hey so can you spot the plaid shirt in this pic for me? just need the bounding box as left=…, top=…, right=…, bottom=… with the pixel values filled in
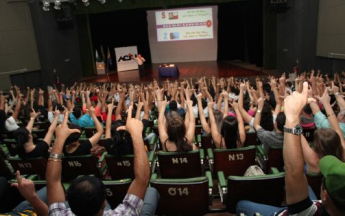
left=49, top=194, right=143, bottom=216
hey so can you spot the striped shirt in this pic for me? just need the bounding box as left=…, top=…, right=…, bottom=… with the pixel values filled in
left=49, top=194, right=143, bottom=216
left=276, top=199, right=324, bottom=216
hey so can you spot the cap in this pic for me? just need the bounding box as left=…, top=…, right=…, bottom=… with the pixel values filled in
left=319, top=155, right=345, bottom=204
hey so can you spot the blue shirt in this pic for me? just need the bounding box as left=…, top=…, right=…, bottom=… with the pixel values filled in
left=69, top=113, right=95, bottom=128
left=314, top=111, right=345, bottom=138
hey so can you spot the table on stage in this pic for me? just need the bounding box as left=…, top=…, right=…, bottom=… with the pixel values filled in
left=158, top=64, right=179, bottom=77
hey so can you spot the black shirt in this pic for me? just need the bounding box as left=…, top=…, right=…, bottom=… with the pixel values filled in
left=0, top=110, right=7, bottom=132
left=19, top=140, right=49, bottom=159
left=63, top=139, right=92, bottom=156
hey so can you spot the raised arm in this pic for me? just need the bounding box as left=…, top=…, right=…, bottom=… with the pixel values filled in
left=230, top=101, right=246, bottom=146
left=11, top=171, right=48, bottom=216
left=105, top=102, right=114, bottom=139
left=158, top=99, right=168, bottom=151
left=301, top=135, right=320, bottom=173
left=253, top=97, right=265, bottom=131
left=125, top=106, right=149, bottom=200
left=26, top=109, right=39, bottom=133
left=43, top=109, right=60, bottom=145
left=317, top=89, right=345, bottom=149
left=197, top=93, right=210, bottom=134
left=185, top=95, right=195, bottom=144
left=12, top=93, right=22, bottom=120
left=330, top=82, right=345, bottom=110
left=208, top=102, right=222, bottom=148
left=88, top=107, right=104, bottom=146
left=46, top=110, right=80, bottom=206
left=238, top=83, right=254, bottom=124
left=283, top=82, right=311, bottom=205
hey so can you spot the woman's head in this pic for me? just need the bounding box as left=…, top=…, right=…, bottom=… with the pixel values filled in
left=260, top=101, right=274, bottom=131
left=64, top=124, right=82, bottom=146
left=166, top=111, right=192, bottom=152
left=221, top=116, right=239, bottom=149
left=313, top=128, right=344, bottom=160
left=13, top=127, right=31, bottom=158
left=109, top=120, right=133, bottom=158
left=213, top=109, right=223, bottom=134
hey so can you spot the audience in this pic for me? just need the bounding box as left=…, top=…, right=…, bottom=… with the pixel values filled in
left=2, top=70, right=345, bottom=215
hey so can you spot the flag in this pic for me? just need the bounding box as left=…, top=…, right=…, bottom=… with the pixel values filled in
left=107, top=47, right=112, bottom=67
left=95, top=50, right=101, bottom=62
left=100, top=46, right=106, bottom=63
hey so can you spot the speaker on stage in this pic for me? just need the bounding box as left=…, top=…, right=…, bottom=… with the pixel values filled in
left=53, top=5, right=74, bottom=30
left=270, top=0, right=289, bottom=14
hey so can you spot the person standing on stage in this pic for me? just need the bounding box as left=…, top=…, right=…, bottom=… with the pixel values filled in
left=133, top=54, right=146, bottom=77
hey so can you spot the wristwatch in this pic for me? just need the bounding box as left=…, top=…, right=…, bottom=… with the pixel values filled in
left=284, top=124, right=303, bottom=135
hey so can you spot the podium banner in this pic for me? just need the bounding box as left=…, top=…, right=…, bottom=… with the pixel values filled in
left=115, top=46, right=138, bottom=72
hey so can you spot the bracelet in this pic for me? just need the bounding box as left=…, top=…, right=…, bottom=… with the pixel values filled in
left=327, top=113, right=334, bottom=117
left=48, top=158, right=62, bottom=162
left=49, top=153, right=64, bottom=159
left=257, top=110, right=262, bottom=113
left=335, top=92, right=340, bottom=96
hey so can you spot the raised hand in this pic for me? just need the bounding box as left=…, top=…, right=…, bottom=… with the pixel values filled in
left=11, top=171, right=36, bottom=201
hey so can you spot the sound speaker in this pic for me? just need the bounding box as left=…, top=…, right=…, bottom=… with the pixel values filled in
left=270, top=0, right=289, bottom=14
left=53, top=5, right=74, bottom=30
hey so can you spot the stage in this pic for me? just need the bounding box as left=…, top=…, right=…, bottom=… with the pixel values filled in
left=79, top=61, right=278, bottom=83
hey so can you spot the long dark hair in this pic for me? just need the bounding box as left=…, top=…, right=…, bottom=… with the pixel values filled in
left=260, top=101, right=274, bottom=131
left=221, top=116, right=240, bottom=149
left=13, top=127, right=30, bottom=159
left=166, top=112, right=192, bottom=152
left=107, top=120, right=134, bottom=159
left=313, top=128, right=344, bottom=160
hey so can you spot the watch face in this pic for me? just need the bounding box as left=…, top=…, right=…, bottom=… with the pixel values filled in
left=295, top=124, right=303, bottom=134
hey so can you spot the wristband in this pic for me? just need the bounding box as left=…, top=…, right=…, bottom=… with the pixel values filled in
left=49, top=153, right=64, bottom=159
left=327, top=113, right=334, bottom=117
left=257, top=110, right=261, bottom=113
left=48, top=158, right=62, bottom=162
left=335, top=92, right=340, bottom=96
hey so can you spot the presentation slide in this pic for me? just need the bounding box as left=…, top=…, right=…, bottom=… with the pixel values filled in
left=155, top=7, right=213, bottom=42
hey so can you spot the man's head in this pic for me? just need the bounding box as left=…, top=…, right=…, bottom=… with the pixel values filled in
left=319, top=155, right=345, bottom=213
left=67, top=176, right=107, bottom=216
left=73, top=107, right=82, bottom=119
left=169, top=100, right=178, bottom=112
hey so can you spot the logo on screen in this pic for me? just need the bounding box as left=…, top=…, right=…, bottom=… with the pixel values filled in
left=161, top=12, right=166, bottom=19
left=169, top=12, right=179, bottom=20
left=170, top=32, right=179, bottom=39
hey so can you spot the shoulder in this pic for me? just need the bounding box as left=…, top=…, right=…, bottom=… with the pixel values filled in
left=106, top=194, right=143, bottom=215
left=49, top=202, right=73, bottom=216
left=276, top=199, right=321, bottom=216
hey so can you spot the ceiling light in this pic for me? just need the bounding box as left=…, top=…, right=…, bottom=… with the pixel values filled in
left=82, top=0, right=90, bottom=6
left=54, top=0, right=61, bottom=10
left=42, top=0, right=50, bottom=11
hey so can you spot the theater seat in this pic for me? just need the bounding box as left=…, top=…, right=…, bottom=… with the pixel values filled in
left=156, top=149, right=205, bottom=178
left=208, top=146, right=256, bottom=177
left=0, top=154, right=14, bottom=179
left=243, top=132, right=260, bottom=147
left=3, top=139, right=18, bottom=156
left=103, top=179, right=132, bottom=208
left=257, top=146, right=284, bottom=173
left=306, top=172, right=322, bottom=200
left=218, top=168, right=285, bottom=213
left=62, top=154, right=105, bottom=181
left=150, top=171, right=213, bottom=216
left=105, top=150, right=155, bottom=180
left=8, top=156, right=47, bottom=180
